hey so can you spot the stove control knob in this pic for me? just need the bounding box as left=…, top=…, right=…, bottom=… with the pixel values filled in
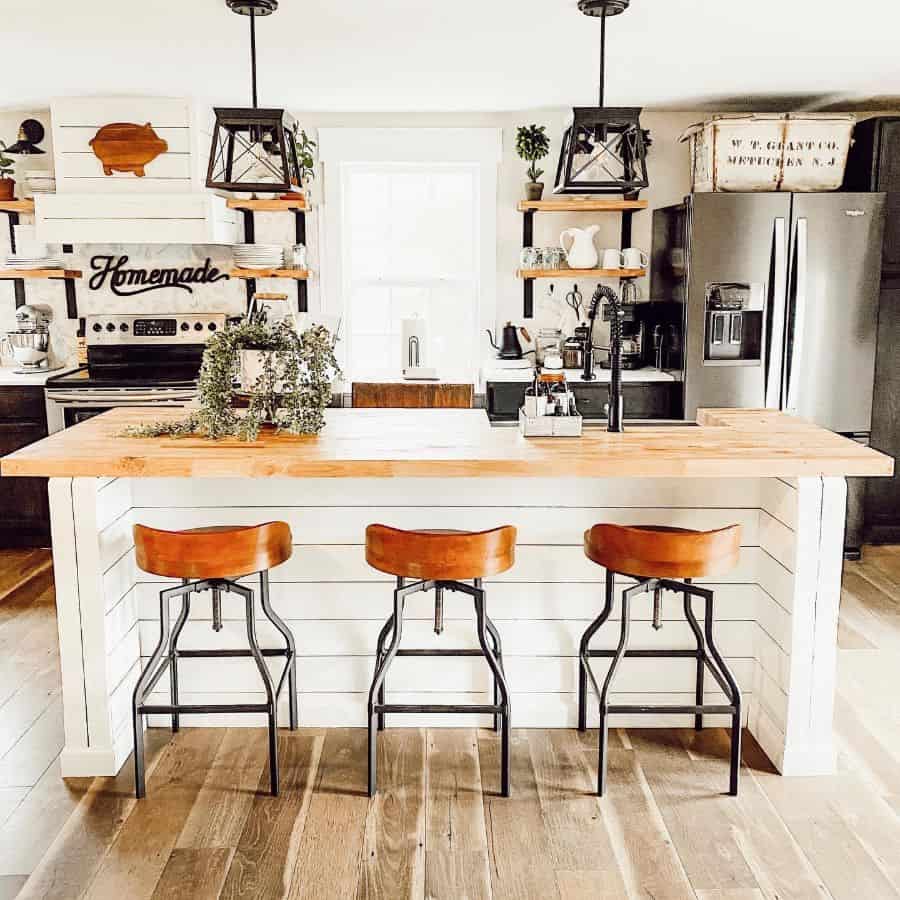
left=208, top=322, right=217, bottom=331
left=194, top=322, right=203, bottom=332
left=119, top=323, right=129, bottom=332
left=180, top=322, right=190, bottom=332
left=92, top=323, right=102, bottom=333
left=106, top=323, right=116, bottom=332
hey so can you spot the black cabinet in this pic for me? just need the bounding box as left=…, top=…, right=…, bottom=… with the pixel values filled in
left=0, top=386, right=50, bottom=548
left=486, top=379, right=680, bottom=423
left=844, top=116, right=900, bottom=542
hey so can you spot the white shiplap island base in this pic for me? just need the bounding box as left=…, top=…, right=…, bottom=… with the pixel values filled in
left=1, top=408, right=891, bottom=779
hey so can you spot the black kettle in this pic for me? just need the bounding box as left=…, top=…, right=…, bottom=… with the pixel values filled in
left=487, top=322, right=531, bottom=360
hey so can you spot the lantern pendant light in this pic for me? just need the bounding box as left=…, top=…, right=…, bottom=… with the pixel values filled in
left=206, top=0, right=303, bottom=194
left=553, top=0, right=649, bottom=197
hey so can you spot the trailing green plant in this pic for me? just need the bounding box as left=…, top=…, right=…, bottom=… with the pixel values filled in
left=294, top=127, right=317, bottom=184
left=123, top=319, right=341, bottom=442
left=0, top=142, right=15, bottom=180
left=515, top=124, right=551, bottom=184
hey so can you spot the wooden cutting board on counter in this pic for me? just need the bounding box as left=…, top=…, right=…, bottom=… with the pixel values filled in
left=351, top=381, right=473, bottom=409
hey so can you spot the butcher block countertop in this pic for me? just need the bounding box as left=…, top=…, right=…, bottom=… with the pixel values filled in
left=1, top=407, right=892, bottom=480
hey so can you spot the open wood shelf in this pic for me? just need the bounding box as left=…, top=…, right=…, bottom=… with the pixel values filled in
left=226, top=197, right=308, bottom=212
left=0, top=200, right=36, bottom=214
left=518, top=198, right=648, bottom=213
left=0, top=268, right=82, bottom=280
left=229, top=267, right=310, bottom=280
left=518, top=267, right=645, bottom=280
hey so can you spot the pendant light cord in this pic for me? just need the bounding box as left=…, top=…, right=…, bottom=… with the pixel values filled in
left=598, top=10, right=606, bottom=107
left=249, top=9, right=258, bottom=108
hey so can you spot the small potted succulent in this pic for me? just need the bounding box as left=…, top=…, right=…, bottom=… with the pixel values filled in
left=516, top=124, right=551, bottom=202
left=0, top=142, right=16, bottom=201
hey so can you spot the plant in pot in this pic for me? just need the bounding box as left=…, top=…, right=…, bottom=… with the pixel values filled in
left=516, top=124, right=551, bottom=202
left=296, top=128, right=317, bottom=189
left=124, top=314, right=341, bottom=442
left=0, top=142, right=16, bottom=201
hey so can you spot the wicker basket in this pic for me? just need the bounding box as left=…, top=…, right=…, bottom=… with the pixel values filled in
left=680, top=113, right=856, bottom=192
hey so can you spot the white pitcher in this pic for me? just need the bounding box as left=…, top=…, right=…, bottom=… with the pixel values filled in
left=560, top=225, right=600, bottom=269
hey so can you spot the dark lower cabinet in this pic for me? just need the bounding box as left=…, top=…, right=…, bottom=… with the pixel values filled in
left=0, top=387, right=50, bottom=548
left=486, top=379, right=681, bottom=422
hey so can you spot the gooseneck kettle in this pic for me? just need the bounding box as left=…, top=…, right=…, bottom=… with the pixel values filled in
left=486, top=322, right=532, bottom=360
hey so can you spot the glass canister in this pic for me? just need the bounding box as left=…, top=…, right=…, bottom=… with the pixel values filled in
left=536, top=328, right=563, bottom=366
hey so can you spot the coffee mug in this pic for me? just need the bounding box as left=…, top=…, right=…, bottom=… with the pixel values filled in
left=622, top=247, right=649, bottom=269
left=601, top=248, right=625, bottom=270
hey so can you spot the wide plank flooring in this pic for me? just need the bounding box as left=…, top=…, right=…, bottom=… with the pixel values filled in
left=0, top=547, right=898, bottom=898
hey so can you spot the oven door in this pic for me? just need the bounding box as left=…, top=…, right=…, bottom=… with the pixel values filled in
left=45, top=388, right=198, bottom=433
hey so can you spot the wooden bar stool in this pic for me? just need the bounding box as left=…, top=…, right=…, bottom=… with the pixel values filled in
left=132, top=521, right=297, bottom=799
left=578, top=523, right=743, bottom=796
left=365, top=524, right=516, bottom=797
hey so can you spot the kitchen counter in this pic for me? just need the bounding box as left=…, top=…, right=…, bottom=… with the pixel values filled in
left=3, top=407, right=889, bottom=782
left=481, top=365, right=679, bottom=384
left=0, top=365, right=76, bottom=386
left=1, top=406, right=890, bottom=479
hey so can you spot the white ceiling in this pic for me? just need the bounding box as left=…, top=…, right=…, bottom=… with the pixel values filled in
left=3, top=0, right=900, bottom=113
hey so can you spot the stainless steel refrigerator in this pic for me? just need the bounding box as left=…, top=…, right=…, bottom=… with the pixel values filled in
left=651, top=191, right=887, bottom=549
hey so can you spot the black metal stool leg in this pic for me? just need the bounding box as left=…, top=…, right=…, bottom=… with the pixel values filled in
left=169, top=581, right=191, bottom=733
left=259, top=571, right=298, bottom=731
left=682, top=577, right=706, bottom=731
left=597, top=583, right=638, bottom=797
left=476, top=578, right=505, bottom=734
left=233, top=583, right=280, bottom=796
left=475, top=586, right=511, bottom=797
left=132, top=581, right=193, bottom=799
left=368, top=584, right=406, bottom=797
left=702, top=589, right=742, bottom=795
left=579, top=569, right=615, bottom=732
left=375, top=577, right=403, bottom=732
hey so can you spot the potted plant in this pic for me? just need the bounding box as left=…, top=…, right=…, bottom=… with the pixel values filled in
left=0, top=142, right=16, bottom=201
left=516, top=124, right=551, bottom=201
left=295, top=128, right=317, bottom=188
left=124, top=317, right=341, bottom=442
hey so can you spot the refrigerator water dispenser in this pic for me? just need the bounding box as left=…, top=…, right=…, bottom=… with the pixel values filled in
left=703, top=282, right=763, bottom=364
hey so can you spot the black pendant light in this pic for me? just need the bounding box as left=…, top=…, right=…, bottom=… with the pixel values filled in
left=5, top=119, right=46, bottom=155
left=206, top=0, right=303, bottom=193
left=553, top=0, right=649, bottom=197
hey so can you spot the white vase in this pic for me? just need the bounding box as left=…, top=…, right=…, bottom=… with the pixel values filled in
left=560, top=225, right=600, bottom=269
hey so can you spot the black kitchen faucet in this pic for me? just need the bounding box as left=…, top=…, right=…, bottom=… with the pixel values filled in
left=583, top=284, right=624, bottom=432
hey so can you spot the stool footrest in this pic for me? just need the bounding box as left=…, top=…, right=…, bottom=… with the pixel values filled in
left=139, top=703, right=272, bottom=715
left=391, top=648, right=488, bottom=657
left=606, top=703, right=736, bottom=715
left=586, top=649, right=700, bottom=659
left=176, top=648, right=291, bottom=659
left=375, top=703, right=502, bottom=715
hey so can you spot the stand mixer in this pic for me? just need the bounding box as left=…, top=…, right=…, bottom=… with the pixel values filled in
left=2, top=304, right=61, bottom=374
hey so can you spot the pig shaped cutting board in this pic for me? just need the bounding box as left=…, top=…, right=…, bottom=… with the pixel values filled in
left=89, top=122, right=168, bottom=177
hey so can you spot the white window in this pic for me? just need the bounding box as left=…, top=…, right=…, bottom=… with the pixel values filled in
left=319, top=129, right=500, bottom=382
left=342, top=163, right=479, bottom=378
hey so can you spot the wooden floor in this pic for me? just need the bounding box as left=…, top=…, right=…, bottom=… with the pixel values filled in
left=0, top=548, right=898, bottom=899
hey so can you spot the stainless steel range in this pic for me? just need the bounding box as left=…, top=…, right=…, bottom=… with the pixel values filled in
left=45, top=313, right=226, bottom=432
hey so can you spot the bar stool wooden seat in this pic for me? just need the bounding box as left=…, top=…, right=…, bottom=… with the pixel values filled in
left=578, top=523, right=743, bottom=796
left=132, top=521, right=297, bottom=799
left=365, top=524, right=516, bottom=797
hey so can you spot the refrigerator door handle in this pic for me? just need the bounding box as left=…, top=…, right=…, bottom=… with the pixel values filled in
left=765, top=217, right=787, bottom=409
left=785, top=217, right=808, bottom=415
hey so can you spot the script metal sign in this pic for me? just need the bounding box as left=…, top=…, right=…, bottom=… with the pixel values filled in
left=88, top=254, right=230, bottom=297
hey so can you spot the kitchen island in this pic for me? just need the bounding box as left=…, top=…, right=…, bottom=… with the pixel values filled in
left=1, top=407, right=891, bottom=778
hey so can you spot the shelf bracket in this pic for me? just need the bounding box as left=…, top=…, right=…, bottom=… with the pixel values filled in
left=523, top=210, right=535, bottom=319
left=294, top=210, right=307, bottom=312
left=64, top=279, right=78, bottom=319
left=620, top=209, right=633, bottom=248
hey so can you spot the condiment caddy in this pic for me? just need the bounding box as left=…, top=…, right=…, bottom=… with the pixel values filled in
left=519, top=370, right=583, bottom=437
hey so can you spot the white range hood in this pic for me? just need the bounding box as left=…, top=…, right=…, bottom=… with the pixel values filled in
left=34, top=95, right=239, bottom=245
left=34, top=193, right=239, bottom=245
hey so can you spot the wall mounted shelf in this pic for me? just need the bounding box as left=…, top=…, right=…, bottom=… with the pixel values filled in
left=517, top=267, right=645, bottom=280
left=226, top=197, right=309, bottom=212
left=0, top=200, right=36, bottom=214
left=517, top=199, right=648, bottom=213
left=0, top=269, right=82, bottom=280
left=519, top=196, right=648, bottom=318
left=229, top=267, right=310, bottom=280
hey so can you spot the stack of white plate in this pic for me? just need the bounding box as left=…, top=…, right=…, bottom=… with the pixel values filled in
left=232, top=244, right=284, bottom=269
left=24, top=171, right=56, bottom=195
left=6, top=253, right=66, bottom=269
